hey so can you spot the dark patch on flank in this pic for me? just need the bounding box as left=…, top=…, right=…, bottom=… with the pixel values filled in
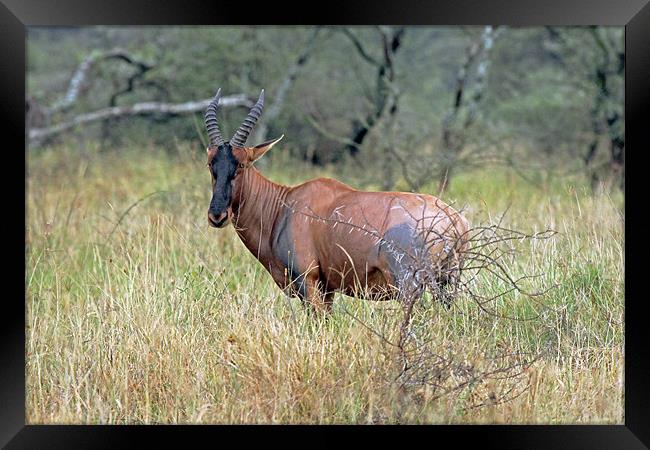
left=272, top=209, right=307, bottom=299
left=379, top=222, right=427, bottom=296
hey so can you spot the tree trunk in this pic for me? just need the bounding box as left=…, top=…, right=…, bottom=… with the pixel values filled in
left=254, top=28, right=322, bottom=144
left=438, top=26, right=498, bottom=194
left=342, top=27, right=405, bottom=157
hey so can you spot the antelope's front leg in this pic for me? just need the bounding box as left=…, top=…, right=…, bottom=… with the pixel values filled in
left=302, top=274, right=333, bottom=315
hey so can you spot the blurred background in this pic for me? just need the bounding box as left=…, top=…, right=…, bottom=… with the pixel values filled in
left=27, top=26, right=624, bottom=194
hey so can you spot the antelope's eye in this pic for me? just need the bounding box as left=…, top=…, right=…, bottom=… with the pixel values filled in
left=239, top=163, right=245, bottom=169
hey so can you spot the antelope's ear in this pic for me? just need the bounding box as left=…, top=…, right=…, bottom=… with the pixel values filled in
left=247, top=135, right=284, bottom=164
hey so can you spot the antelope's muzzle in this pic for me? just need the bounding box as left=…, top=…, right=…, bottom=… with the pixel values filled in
left=208, top=210, right=229, bottom=228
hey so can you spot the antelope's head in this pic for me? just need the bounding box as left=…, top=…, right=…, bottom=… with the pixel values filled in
left=204, top=88, right=283, bottom=228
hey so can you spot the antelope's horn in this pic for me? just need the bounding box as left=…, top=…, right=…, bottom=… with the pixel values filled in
left=230, top=89, right=264, bottom=147
left=204, top=88, right=226, bottom=148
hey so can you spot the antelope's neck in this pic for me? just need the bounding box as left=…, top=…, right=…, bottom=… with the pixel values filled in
left=231, top=167, right=288, bottom=262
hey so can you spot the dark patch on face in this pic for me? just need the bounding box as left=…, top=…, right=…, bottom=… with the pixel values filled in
left=209, top=143, right=239, bottom=219
left=379, top=223, right=427, bottom=295
left=272, top=209, right=307, bottom=299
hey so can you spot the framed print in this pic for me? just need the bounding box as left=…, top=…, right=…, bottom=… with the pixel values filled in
left=4, top=0, right=649, bottom=447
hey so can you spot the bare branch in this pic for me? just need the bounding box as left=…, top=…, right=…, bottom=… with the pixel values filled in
left=276, top=199, right=556, bottom=411
left=304, top=111, right=361, bottom=149
left=29, top=94, right=254, bottom=145
left=255, top=27, right=325, bottom=142
left=341, top=28, right=381, bottom=67
left=45, top=48, right=155, bottom=115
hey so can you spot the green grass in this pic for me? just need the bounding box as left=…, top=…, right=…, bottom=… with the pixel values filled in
left=26, top=142, right=624, bottom=424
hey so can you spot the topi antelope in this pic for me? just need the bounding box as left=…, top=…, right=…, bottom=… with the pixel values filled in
left=205, top=88, right=470, bottom=314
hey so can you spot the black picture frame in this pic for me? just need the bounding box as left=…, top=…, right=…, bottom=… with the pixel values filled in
left=5, top=0, right=649, bottom=447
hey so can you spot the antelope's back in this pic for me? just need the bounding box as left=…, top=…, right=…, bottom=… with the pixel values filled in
left=318, top=190, right=470, bottom=273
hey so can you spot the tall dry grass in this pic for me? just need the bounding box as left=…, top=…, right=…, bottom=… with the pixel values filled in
left=26, top=143, right=624, bottom=424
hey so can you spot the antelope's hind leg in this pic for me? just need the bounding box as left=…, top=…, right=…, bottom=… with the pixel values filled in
left=434, top=278, right=455, bottom=309
left=436, top=259, right=463, bottom=309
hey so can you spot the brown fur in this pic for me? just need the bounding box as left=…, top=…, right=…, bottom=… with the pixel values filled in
left=208, top=143, right=470, bottom=314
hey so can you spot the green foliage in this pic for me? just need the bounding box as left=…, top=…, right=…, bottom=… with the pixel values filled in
left=27, top=26, right=624, bottom=189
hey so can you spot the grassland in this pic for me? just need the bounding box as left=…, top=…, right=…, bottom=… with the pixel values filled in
left=26, top=143, right=624, bottom=424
